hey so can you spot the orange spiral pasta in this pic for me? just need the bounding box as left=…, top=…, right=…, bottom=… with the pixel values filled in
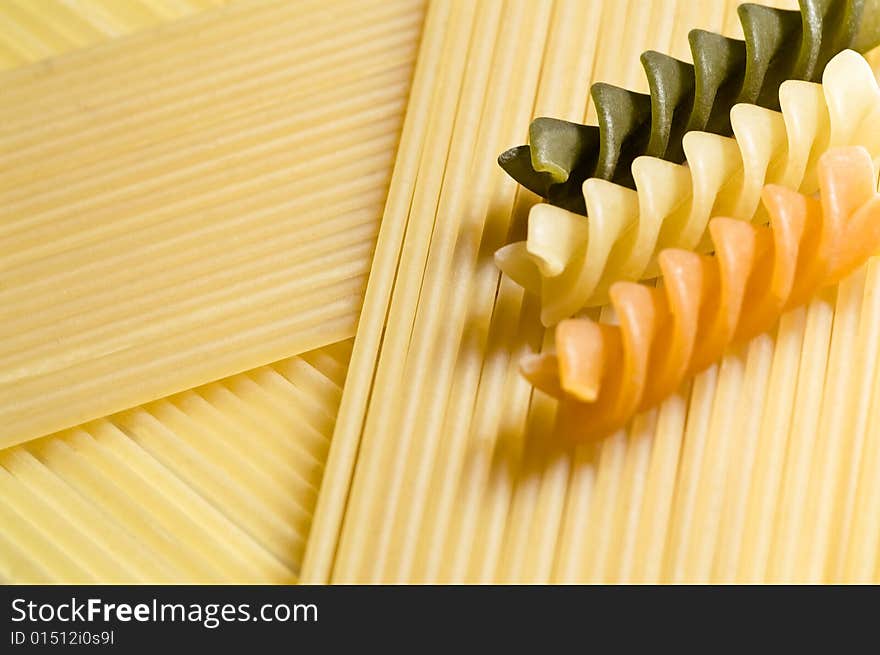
left=522, top=146, right=880, bottom=441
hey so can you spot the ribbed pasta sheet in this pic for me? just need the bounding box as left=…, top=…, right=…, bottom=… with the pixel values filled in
left=305, top=0, right=880, bottom=583
left=0, top=0, right=425, bottom=448
left=0, top=0, right=228, bottom=70
left=0, top=338, right=353, bottom=584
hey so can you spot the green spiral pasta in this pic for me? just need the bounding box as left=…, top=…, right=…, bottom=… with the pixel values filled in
left=498, top=0, right=880, bottom=215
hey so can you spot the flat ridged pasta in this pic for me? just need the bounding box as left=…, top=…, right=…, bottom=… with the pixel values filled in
left=0, top=0, right=424, bottom=448
left=521, top=147, right=880, bottom=440
left=496, top=50, right=880, bottom=325
left=498, top=0, right=880, bottom=213
left=0, top=338, right=353, bottom=584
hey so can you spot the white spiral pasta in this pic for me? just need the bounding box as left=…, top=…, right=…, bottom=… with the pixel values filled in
left=495, top=50, right=880, bottom=326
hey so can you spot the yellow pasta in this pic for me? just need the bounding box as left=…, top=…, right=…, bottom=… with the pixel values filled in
left=5, top=0, right=880, bottom=587
left=0, top=0, right=425, bottom=448
left=496, top=49, right=880, bottom=325
left=0, top=338, right=353, bottom=584
left=0, top=0, right=228, bottom=70
left=305, top=0, right=880, bottom=585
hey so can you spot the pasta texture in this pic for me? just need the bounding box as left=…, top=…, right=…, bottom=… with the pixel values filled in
left=5, top=0, right=880, bottom=586
left=0, top=0, right=424, bottom=448
left=496, top=50, right=880, bottom=325
left=0, top=338, right=353, bottom=584
left=0, top=0, right=228, bottom=71
left=0, top=0, right=390, bottom=585
left=498, top=0, right=880, bottom=213
left=308, top=0, right=880, bottom=584
left=522, top=147, right=880, bottom=440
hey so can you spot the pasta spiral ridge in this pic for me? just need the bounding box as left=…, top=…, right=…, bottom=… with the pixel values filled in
left=497, top=0, right=880, bottom=215
left=496, top=50, right=880, bottom=325
left=521, top=146, right=880, bottom=442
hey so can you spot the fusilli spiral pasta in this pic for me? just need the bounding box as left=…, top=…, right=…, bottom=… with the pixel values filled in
left=497, top=50, right=880, bottom=325
left=522, top=146, right=880, bottom=441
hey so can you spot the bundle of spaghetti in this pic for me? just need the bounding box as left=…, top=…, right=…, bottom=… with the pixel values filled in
left=0, top=0, right=228, bottom=71
left=305, top=0, right=880, bottom=584
left=497, top=0, right=880, bottom=214
left=0, top=0, right=425, bottom=448
left=495, top=49, right=880, bottom=325
left=0, top=0, right=402, bottom=584
left=303, top=0, right=756, bottom=584
left=522, top=146, right=880, bottom=440
left=0, top=338, right=353, bottom=584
